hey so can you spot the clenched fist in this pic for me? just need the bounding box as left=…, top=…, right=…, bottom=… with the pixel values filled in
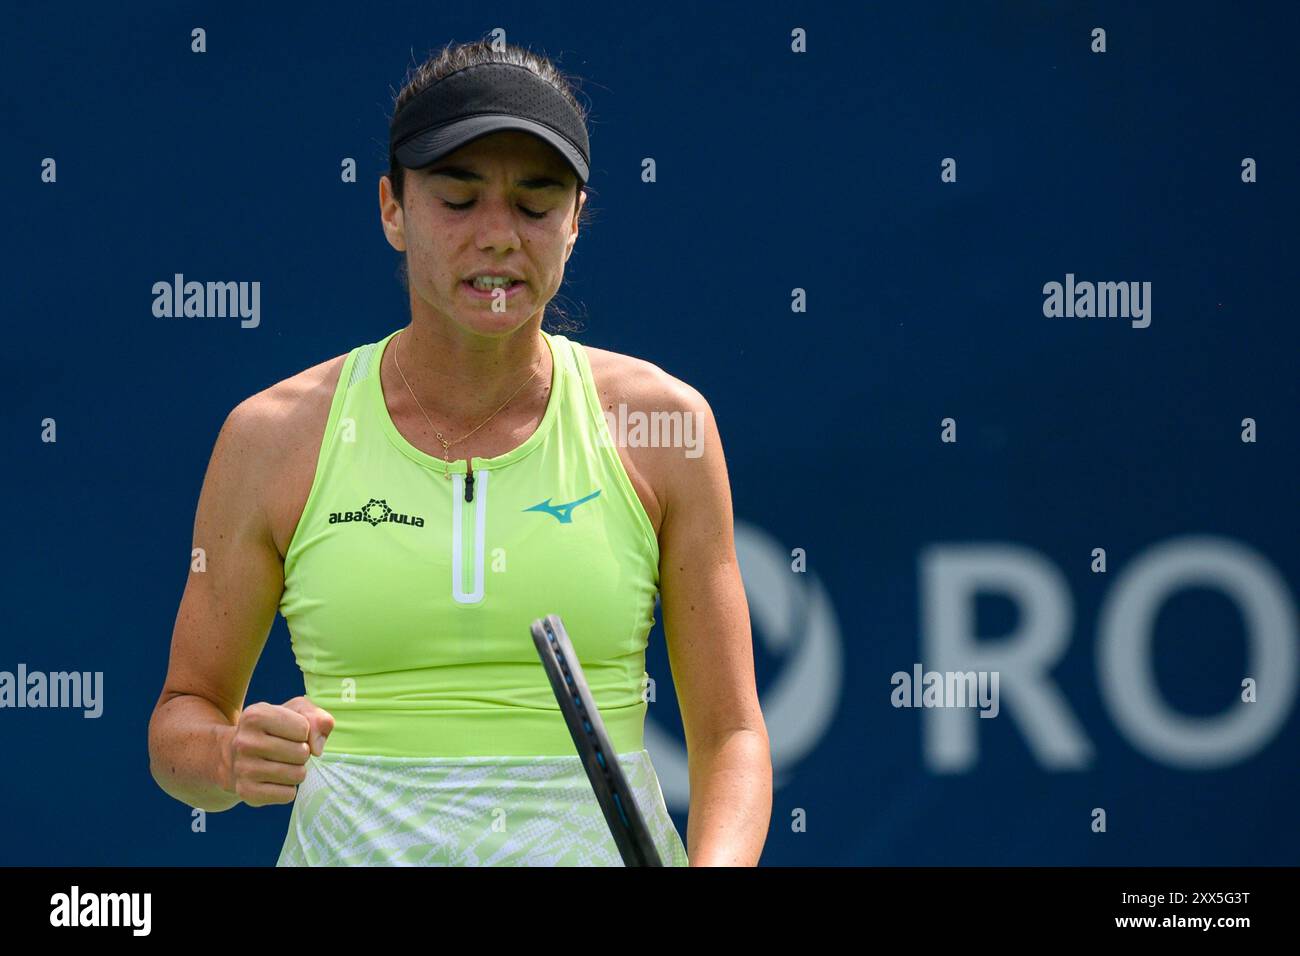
left=225, top=696, right=335, bottom=807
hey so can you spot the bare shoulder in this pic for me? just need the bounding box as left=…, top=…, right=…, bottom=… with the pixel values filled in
left=220, top=351, right=350, bottom=558
left=579, top=343, right=720, bottom=534
left=580, top=343, right=707, bottom=416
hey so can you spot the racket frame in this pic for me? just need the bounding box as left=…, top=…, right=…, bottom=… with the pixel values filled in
left=529, top=613, right=664, bottom=867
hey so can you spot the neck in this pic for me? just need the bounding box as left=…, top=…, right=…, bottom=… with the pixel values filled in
left=385, top=315, right=551, bottom=432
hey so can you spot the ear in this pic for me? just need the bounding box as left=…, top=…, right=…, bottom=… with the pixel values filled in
left=564, top=188, right=585, bottom=261
left=379, top=174, right=407, bottom=252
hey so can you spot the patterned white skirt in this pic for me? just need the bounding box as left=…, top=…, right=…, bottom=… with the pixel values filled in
left=276, top=748, right=689, bottom=867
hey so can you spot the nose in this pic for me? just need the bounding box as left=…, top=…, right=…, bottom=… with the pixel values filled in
left=472, top=192, right=522, bottom=253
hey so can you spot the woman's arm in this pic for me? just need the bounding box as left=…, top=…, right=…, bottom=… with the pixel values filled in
left=651, top=377, right=772, bottom=866
left=147, top=398, right=286, bottom=811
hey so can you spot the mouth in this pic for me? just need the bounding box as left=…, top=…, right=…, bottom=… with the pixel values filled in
left=462, top=276, right=527, bottom=300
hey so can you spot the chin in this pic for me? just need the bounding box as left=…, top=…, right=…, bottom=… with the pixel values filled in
left=455, top=310, right=536, bottom=338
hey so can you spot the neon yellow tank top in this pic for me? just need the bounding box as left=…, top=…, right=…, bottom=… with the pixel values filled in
left=278, top=327, right=661, bottom=758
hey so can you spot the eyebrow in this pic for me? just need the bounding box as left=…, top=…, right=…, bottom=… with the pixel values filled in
left=426, top=164, right=570, bottom=191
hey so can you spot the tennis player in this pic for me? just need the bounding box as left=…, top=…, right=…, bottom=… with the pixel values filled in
left=148, top=39, right=771, bottom=866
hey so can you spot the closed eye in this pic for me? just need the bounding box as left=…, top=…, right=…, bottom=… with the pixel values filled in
left=442, top=199, right=548, bottom=220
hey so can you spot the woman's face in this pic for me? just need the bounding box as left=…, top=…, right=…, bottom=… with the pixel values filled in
left=380, top=130, right=584, bottom=338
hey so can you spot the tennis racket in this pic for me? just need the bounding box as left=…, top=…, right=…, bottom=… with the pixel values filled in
left=529, top=613, right=663, bottom=867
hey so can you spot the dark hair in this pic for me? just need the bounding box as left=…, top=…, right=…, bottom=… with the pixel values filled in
left=385, top=39, right=593, bottom=333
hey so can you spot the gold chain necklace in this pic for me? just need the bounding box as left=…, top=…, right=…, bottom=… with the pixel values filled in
left=391, top=329, right=543, bottom=482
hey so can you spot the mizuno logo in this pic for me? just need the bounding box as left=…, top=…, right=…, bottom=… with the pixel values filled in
left=523, top=489, right=601, bottom=523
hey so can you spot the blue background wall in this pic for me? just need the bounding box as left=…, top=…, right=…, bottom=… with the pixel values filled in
left=3, top=1, right=1296, bottom=865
